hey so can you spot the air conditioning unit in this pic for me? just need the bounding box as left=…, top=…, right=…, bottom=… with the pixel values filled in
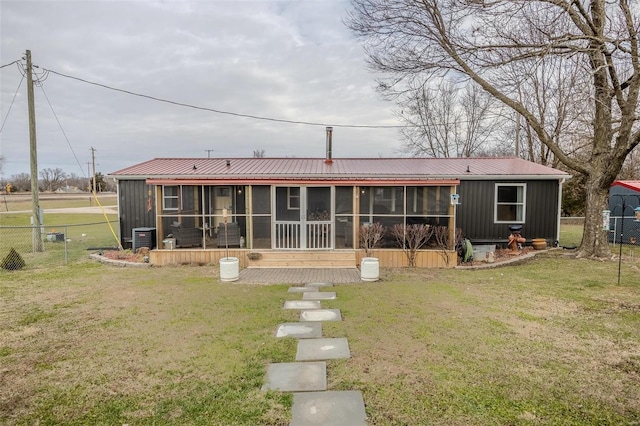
left=132, top=227, right=156, bottom=252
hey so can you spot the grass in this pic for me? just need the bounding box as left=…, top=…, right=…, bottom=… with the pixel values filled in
left=1, top=251, right=639, bottom=425
left=0, top=211, right=120, bottom=268
left=1, top=201, right=639, bottom=423
left=558, top=222, right=583, bottom=247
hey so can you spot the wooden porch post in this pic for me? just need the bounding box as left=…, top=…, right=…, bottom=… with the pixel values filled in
left=448, top=185, right=456, bottom=250
left=353, top=186, right=360, bottom=249
left=155, top=185, right=163, bottom=242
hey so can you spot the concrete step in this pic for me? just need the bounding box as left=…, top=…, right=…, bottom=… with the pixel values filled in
left=247, top=250, right=356, bottom=268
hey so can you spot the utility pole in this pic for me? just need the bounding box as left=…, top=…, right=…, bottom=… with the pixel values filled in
left=90, top=147, right=97, bottom=194
left=86, top=162, right=91, bottom=188
left=205, top=149, right=214, bottom=158
left=26, top=50, right=43, bottom=252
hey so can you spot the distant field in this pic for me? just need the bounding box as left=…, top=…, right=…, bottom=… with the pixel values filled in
left=1, top=193, right=116, bottom=212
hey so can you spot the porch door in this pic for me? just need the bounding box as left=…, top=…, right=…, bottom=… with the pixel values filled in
left=274, top=186, right=333, bottom=249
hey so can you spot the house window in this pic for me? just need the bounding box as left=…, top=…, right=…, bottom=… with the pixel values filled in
left=163, top=185, right=179, bottom=211
left=495, top=183, right=526, bottom=223
left=287, top=187, right=300, bottom=210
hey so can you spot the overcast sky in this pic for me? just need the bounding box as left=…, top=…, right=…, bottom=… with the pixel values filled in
left=0, top=0, right=403, bottom=180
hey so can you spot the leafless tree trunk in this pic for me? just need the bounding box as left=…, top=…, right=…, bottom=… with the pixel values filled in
left=348, top=0, right=640, bottom=258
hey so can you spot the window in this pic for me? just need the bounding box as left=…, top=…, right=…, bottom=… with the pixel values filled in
left=287, top=187, right=300, bottom=210
left=163, top=185, right=179, bottom=211
left=495, top=184, right=526, bottom=223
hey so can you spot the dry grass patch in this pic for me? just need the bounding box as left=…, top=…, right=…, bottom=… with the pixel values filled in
left=1, top=262, right=293, bottom=425
left=327, top=253, right=640, bottom=425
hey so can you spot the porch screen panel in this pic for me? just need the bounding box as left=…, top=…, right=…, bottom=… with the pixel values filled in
left=335, top=187, right=353, bottom=214
left=275, top=187, right=299, bottom=221
left=336, top=187, right=354, bottom=248
left=359, top=185, right=455, bottom=250
left=251, top=186, right=271, bottom=248
left=252, top=186, right=271, bottom=214
left=306, top=187, right=331, bottom=249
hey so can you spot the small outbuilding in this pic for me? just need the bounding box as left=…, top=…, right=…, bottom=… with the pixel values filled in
left=608, top=180, right=640, bottom=245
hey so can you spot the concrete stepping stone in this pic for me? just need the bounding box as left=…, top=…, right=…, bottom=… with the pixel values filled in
left=291, top=390, right=367, bottom=426
left=284, top=300, right=321, bottom=310
left=275, top=322, right=322, bottom=339
left=296, top=337, right=350, bottom=361
left=262, top=362, right=326, bottom=392
left=302, top=291, right=337, bottom=301
left=288, top=286, right=319, bottom=293
left=306, top=282, right=334, bottom=288
left=300, top=309, right=342, bottom=322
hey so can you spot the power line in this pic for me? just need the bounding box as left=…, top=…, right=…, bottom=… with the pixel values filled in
left=0, top=73, right=24, bottom=134
left=41, top=67, right=407, bottom=129
left=0, top=60, right=19, bottom=69
left=38, top=84, right=87, bottom=178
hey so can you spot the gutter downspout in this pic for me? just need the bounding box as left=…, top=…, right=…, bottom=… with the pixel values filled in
left=556, top=177, right=566, bottom=245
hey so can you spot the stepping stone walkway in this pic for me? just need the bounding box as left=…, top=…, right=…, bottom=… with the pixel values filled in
left=302, top=292, right=337, bottom=301
left=263, top=282, right=367, bottom=425
left=300, top=309, right=342, bottom=322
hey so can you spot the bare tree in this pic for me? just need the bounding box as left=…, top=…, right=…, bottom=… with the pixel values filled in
left=433, top=225, right=456, bottom=266
left=253, top=149, right=266, bottom=158
left=39, top=168, right=67, bottom=192
left=618, top=150, right=640, bottom=180
left=359, top=222, right=385, bottom=257
left=348, top=0, right=640, bottom=258
left=65, top=173, right=88, bottom=191
left=8, top=173, right=31, bottom=192
left=391, top=223, right=434, bottom=267
left=398, top=81, right=505, bottom=157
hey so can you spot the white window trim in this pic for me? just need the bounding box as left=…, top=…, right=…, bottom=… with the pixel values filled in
left=163, top=185, right=180, bottom=211
left=494, top=183, right=526, bottom=223
left=287, top=187, right=300, bottom=210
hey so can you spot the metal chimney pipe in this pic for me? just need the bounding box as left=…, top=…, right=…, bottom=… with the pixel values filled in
left=325, top=126, right=333, bottom=164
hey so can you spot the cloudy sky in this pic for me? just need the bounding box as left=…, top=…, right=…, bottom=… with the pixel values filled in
left=0, top=0, right=403, bottom=180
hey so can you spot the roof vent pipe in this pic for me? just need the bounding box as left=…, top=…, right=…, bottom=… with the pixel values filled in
left=325, top=126, right=333, bottom=164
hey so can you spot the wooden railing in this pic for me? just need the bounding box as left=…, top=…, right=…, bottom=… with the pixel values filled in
left=275, top=222, right=301, bottom=249
left=306, top=222, right=332, bottom=249
left=274, top=221, right=332, bottom=249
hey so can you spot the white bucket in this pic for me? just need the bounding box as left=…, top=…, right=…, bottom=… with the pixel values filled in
left=219, top=257, right=239, bottom=282
left=360, top=257, right=379, bottom=282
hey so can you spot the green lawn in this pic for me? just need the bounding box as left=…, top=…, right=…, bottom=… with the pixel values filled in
left=1, top=251, right=639, bottom=425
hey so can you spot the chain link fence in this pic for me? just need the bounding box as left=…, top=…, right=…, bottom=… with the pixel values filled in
left=0, top=221, right=120, bottom=271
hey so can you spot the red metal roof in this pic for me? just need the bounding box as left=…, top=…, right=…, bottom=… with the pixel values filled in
left=109, top=157, right=570, bottom=182
left=612, top=180, right=640, bottom=192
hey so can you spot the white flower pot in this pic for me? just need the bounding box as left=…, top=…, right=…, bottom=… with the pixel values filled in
left=360, top=257, right=379, bottom=282
left=219, top=257, right=239, bottom=282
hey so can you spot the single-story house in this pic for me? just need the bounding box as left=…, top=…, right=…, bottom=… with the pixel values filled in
left=608, top=180, right=640, bottom=245
left=108, top=156, right=570, bottom=268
